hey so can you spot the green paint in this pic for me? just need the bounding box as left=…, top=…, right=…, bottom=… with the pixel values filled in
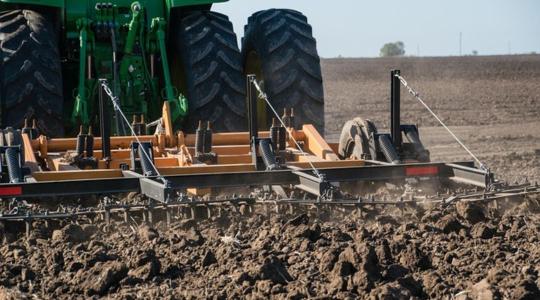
left=72, top=18, right=90, bottom=125
left=0, top=0, right=228, bottom=133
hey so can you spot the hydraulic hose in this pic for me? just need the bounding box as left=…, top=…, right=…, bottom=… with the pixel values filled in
left=111, top=28, right=126, bottom=136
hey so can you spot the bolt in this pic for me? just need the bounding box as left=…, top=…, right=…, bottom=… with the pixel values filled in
left=132, top=2, right=141, bottom=12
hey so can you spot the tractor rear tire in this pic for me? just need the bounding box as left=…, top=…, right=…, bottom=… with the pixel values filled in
left=0, top=10, right=64, bottom=137
left=242, top=9, right=325, bottom=134
left=173, top=11, right=247, bottom=132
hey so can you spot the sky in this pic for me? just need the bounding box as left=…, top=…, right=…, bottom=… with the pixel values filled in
left=213, top=0, right=540, bottom=58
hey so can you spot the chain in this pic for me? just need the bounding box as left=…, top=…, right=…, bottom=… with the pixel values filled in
left=250, top=78, right=323, bottom=180
left=99, top=80, right=167, bottom=183
left=394, top=74, right=487, bottom=171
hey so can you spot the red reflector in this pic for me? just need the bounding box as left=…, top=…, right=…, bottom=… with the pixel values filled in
left=0, top=186, right=22, bottom=196
left=406, top=166, right=439, bottom=176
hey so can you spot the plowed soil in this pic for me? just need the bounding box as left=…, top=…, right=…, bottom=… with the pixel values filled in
left=1, top=55, right=539, bottom=299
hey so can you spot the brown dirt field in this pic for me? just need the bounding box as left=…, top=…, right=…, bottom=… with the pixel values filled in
left=1, top=55, right=539, bottom=299
left=1, top=196, right=539, bottom=299
left=323, top=54, right=540, bottom=183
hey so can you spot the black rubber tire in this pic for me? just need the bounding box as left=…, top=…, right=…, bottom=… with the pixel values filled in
left=339, top=119, right=367, bottom=160
left=242, top=9, right=324, bottom=134
left=0, top=10, right=64, bottom=137
left=338, top=117, right=377, bottom=160
left=173, top=11, right=247, bottom=132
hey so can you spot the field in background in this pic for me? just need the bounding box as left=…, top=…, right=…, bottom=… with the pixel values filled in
left=322, top=55, right=540, bottom=182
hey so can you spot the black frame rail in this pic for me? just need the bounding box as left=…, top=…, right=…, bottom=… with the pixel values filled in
left=0, top=161, right=492, bottom=203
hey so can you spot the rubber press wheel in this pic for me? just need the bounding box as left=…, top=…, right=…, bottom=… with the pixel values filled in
left=338, top=117, right=378, bottom=160
left=242, top=9, right=325, bottom=134
left=172, top=11, right=247, bottom=132
left=0, top=10, right=64, bottom=137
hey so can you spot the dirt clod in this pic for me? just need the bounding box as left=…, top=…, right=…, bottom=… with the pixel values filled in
left=259, top=255, right=293, bottom=284
left=435, top=215, right=463, bottom=233
left=471, top=223, right=496, bottom=239
left=138, top=224, right=159, bottom=241
left=84, top=261, right=128, bottom=296
left=52, top=224, right=88, bottom=243
left=457, top=202, right=486, bottom=224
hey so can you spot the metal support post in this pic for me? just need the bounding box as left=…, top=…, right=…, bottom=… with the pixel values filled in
left=391, top=70, right=402, bottom=149
left=247, top=74, right=259, bottom=141
left=247, top=74, right=266, bottom=170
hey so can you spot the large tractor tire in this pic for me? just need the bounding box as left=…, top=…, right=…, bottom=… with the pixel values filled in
left=242, top=9, right=324, bottom=134
left=0, top=10, right=64, bottom=137
left=173, top=11, right=247, bottom=132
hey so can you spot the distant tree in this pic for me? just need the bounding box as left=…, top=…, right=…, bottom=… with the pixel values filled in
left=380, top=41, right=405, bottom=57
left=472, top=50, right=478, bottom=56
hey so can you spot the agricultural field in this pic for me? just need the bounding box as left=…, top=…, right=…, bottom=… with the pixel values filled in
left=1, top=55, right=539, bottom=299
left=323, top=54, right=540, bottom=183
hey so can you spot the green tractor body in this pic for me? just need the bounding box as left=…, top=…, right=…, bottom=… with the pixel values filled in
left=0, top=0, right=228, bottom=134
left=0, top=0, right=324, bottom=137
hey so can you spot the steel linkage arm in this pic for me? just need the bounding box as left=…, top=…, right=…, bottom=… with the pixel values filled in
left=150, top=17, right=188, bottom=124
left=72, top=19, right=92, bottom=126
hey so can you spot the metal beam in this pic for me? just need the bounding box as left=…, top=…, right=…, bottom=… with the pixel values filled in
left=0, top=161, right=489, bottom=200
left=391, top=70, right=402, bottom=149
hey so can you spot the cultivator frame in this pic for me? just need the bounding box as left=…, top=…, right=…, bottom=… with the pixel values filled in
left=0, top=72, right=537, bottom=227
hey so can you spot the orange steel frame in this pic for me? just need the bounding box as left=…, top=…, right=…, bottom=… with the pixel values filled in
left=23, top=103, right=364, bottom=183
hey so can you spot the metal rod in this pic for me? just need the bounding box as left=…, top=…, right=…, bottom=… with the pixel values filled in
left=150, top=54, right=155, bottom=77
left=110, top=28, right=126, bottom=136
left=99, top=79, right=112, bottom=160
left=87, top=56, right=92, bottom=79
left=391, top=70, right=402, bottom=149
left=247, top=75, right=259, bottom=141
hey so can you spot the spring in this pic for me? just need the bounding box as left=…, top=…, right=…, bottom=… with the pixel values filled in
left=259, top=139, right=278, bottom=170
left=5, top=147, right=22, bottom=183
left=378, top=135, right=401, bottom=164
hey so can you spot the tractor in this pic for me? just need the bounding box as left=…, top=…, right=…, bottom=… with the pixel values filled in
left=0, top=0, right=324, bottom=137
